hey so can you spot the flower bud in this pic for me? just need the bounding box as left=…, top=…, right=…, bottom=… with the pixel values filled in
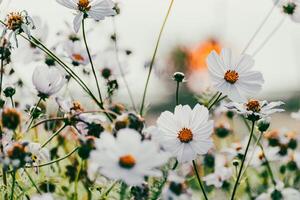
left=3, top=86, right=16, bottom=97
left=173, top=72, right=185, bottom=82
left=257, top=118, right=270, bottom=132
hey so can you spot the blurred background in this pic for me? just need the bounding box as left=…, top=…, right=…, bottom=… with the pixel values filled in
left=1, top=0, right=300, bottom=127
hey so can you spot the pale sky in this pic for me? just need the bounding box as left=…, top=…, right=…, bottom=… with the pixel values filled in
left=1, top=0, right=300, bottom=104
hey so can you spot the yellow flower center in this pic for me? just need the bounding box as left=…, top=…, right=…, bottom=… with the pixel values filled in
left=119, top=154, right=136, bottom=169
left=78, top=0, right=91, bottom=12
left=224, top=70, right=239, bottom=84
left=6, top=12, right=23, bottom=31
left=72, top=54, right=84, bottom=62
left=178, top=128, right=193, bottom=143
left=246, top=100, right=261, bottom=112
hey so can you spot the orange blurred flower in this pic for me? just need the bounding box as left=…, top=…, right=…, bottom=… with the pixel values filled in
left=188, top=39, right=221, bottom=72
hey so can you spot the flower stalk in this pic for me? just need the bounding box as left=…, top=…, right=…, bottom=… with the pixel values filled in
left=140, top=0, right=175, bottom=116
left=230, top=120, right=256, bottom=200
left=192, top=160, right=208, bottom=200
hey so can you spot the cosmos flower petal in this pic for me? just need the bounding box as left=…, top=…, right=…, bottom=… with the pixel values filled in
left=220, top=48, right=232, bottom=68
left=73, top=12, right=83, bottom=33
left=56, top=0, right=77, bottom=10
left=235, top=54, right=255, bottom=73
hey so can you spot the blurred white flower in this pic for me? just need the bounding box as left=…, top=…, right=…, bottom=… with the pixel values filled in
left=89, top=128, right=169, bottom=185
left=162, top=172, right=193, bottom=200
left=226, top=100, right=284, bottom=120
left=274, top=0, right=300, bottom=22
left=203, top=154, right=232, bottom=188
left=63, top=40, right=89, bottom=66
left=291, top=109, right=300, bottom=120
left=32, top=65, right=66, bottom=97
left=56, top=0, right=116, bottom=32
left=26, top=142, right=50, bottom=164
left=31, top=193, right=54, bottom=200
left=207, top=48, right=264, bottom=102
left=249, top=147, right=280, bottom=167
left=152, top=104, right=214, bottom=163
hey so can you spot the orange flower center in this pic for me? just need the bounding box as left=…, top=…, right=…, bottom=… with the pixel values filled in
left=258, top=152, right=265, bottom=160
left=72, top=54, right=84, bottom=62
left=224, top=70, right=239, bottom=84
left=178, top=128, right=193, bottom=143
left=78, top=0, right=91, bottom=11
left=119, top=154, right=136, bottom=169
left=246, top=100, right=261, bottom=112
left=6, top=12, right=23, bottom=31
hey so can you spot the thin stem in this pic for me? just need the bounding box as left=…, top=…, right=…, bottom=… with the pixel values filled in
left=252, top=17, right=285, bottom=57
left=119, top=182, right=127, bottom=200
left=111, top=18, right=137, bottom=112
left=82, top=18, right=103, bottom=105
left=24, top=169, right=41, bottom=194
left=31, top=117, right=66, bottom=129
left=192, top=160, right=208, bottom=200
left=10, top=96, right=14, bottom=108
left=27, top=97, right=43, bottom=131
left=140, top=0, right=175, bottom=116
left=206, top=91, right=219, bottom=107
left=0, top=43, right=4, bottom=96
left=100, top=181, right=117, bottom=199
left=10, top=171, right=16, bottom=200
left=230, top=120, right=255, bottom=200
left=241, top=2, right=277, bottom=54
left=175, top=81, right=180, bottom=105
left=41, top=125, right=66, bottom=148
left=74, top=159, right=82, bottom=200
left=242, top=118, right=276, bottom=186
left=25, top=147, right=78, bottom=168
left=208, top=92, right=222, bottom=110
left=240, top=131, right=264, bottom=178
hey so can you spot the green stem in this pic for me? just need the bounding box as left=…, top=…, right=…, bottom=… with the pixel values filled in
left=230, top=120, right=255, bottom=200
left=26, top=147, right=78, bottom=168
left=82, top=18, right=103, bottom=105
left=27, top=97, right=42, bottom=131
left=111, top=18, right=137, bottom=112
left=192, top=160, right=208, bottom=200
left=139, top=0, right=175, bottom=116
left=10, top=171, right=16, bottom=200
left=119, top=182, right=127, bottom=200
left=208, top=92, right=222, bottom=110
left=74, top=159, right=82, bottom=200
left=0, top=43, right=4, bottom=96
left=242, top=118, right=276, bottom=186
left=10, top=97, right=14, bottom=108
left=100, top=181, right=117, bottom=199
left=41, top=125, right=66, bottom=148
left=24, top=169, right=41, bottom=194
left=175, top=81, right=180, bottom=106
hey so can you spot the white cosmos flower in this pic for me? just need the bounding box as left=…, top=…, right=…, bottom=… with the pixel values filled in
left=274, top=0, right=300, bottom=22
left=225, top=100, right=284, bottom=120
left=56, top=0, right=116, bottom=32
left=32, top=65, right=66, bottom=97
left=89, top=128, right=170, bottom=185
left=152, top=104, right=214, bottom=163
left=207, top=48, right=264, bottom=102
left=63, top=40, right=89, bottom=66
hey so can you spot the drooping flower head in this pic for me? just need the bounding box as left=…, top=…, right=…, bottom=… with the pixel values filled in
left=2, top=11, right=35, bottom=46
left=207, top=48, right=264, bottom=102
left=56, top=0, right=116, bottom=32
left=152, top=104, right=214, bottom=163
